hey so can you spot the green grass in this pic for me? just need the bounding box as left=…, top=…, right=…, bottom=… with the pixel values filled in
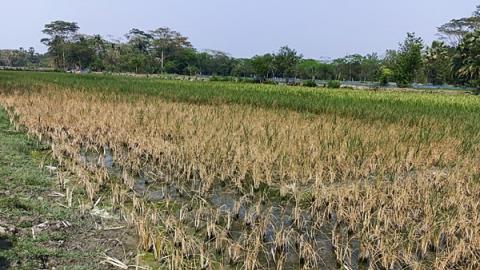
left=1, top=71, right=479, bottom=124
left=0, top=108, right=99, bottom=270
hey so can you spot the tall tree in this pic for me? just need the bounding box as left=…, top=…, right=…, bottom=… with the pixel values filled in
left=65, top=36, right=96, bottom=70
left=394, top=33, right=424, bottom=88
left=164, top=47, right=197, bottom=74
left=26, top=47, right=40, bottom=66
left=232, top=58, right=254, bottom=78
left=273, top=46, right=302, bottom=81
left=361, top=53, right=382, bottom=82
left=126, top=29, right=153, bottom=54
left=454, top=29, right=480, bottom=88
left=297, top=59, right=322, bottom=80
left=424, top=41, right=452, bottom=85
left=123, top=29, right=156, bottom=73
left=332, top=54, right=366, bottom=81
left=251, top=54, right=275, bottom=80
left=382, top=50, right=398, bottom=70
left=438, top=5, right=480, bottom=46
left=41, top=21, right=80, bottom=70
left=204, top=50, right=234, bottom=76
left=150, top=27, right=192, bottom=72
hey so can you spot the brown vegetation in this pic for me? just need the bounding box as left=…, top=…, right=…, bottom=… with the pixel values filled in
left=1, top=86, right=479, bottom=269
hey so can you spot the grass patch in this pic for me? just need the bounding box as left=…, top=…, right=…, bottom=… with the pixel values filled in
left=0, top=108, right=103, bottom=269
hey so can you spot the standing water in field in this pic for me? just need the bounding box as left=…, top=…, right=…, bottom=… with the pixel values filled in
left=77, top=145, right=361, bottom=269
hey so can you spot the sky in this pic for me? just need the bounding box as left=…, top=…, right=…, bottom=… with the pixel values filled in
left=0, top=0, right=478, bottom=59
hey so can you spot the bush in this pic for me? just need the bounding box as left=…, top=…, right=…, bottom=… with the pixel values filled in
left=210, top=76, right=221, bottom=82
left=396, top=81, right=411, bottom=88
left=327, top=80, right=341, bottom=89
left=238, top=77, right=258, bottom=84
left=379, top=68, right=393, bottom=86
left=287, top=81, right=301, bottom=86
left=262, top=80, right=278, bottom=85
left=302, top=80, right=317, bottom=87
left=210, top=76, right=236, bottom=82
left=251, top=78, right=264, bottom=84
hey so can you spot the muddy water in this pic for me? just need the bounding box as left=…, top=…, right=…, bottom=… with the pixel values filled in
left=79, top=146, right=364, bottom=270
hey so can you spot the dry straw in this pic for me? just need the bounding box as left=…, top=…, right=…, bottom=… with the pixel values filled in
left=1, top=86, right=479, bottom=269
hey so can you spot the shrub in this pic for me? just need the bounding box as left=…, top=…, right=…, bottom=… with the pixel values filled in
left=287, top=81, right=301, bottom=86
left=327, top=80, right=341, bottom=89
left=262, top=80, right=278, bottom=85
left=302, top=80, right=317, bottom=87
left=396, top=81, right=411, bottom=88
left=251, top=78, right=263, bottom=84
left=210, top=76, right=221, bottom=82
left=210, top=76, right=237, bottom=82
left=238, top=77, right=257, bottom=84
left=379, top=68, right=394, bottom=86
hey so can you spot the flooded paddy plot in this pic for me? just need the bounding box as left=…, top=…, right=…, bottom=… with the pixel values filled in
left=77, top=144, right=343, bottom=269
left=0, top=76, right=479, bottom=269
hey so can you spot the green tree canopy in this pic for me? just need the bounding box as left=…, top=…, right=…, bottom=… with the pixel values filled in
left=41, top=21, right=80, bottom=70
left=394, top=33, right=424, bottom=88
left=251, top=53, right=275, bottom=80
left=150, top=27, right=193, bottom=72
left=424, top=41, right=453, bottom=85
left=454, top=29, right=480, bottom=88
left=438, top=5, right=480, bottom=46
left=273, top=46, right=302, bottom=81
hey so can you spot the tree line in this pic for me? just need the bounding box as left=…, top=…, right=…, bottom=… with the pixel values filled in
left=2, top=5, right=480, bottom=88
left=0, top=47, right=46, bottom=68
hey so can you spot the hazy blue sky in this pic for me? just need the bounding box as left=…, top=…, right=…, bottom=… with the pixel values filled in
left=0, top=0, right=477, bottom=58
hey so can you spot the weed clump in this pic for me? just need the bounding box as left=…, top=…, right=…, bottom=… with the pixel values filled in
left=327, top=80, right=341, bottom=88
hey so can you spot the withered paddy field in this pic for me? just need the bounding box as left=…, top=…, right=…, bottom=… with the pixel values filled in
left=0, top=71, right=479, bottom=270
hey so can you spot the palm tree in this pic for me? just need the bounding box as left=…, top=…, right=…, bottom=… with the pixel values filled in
left=455, top=30, right=480, bottom=89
